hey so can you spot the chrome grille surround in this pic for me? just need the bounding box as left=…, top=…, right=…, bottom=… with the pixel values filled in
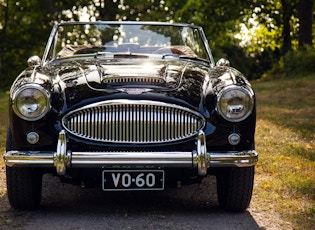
left=102, top=75, right=165, bottom=85
left=62, top=100, right=205, bottom=144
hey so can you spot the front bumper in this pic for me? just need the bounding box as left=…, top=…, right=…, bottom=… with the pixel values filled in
left=3, top=130, right=258, bottom=176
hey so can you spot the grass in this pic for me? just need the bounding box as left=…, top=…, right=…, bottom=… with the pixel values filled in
left=0, top=75, right=314, bottom=229
left=0, top=91, right=8, bottom=210
left=0, top=90, right=8, bottom=164
left=252, top=74, right=315, bottom=229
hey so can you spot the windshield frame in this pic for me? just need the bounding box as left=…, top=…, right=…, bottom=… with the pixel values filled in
left=42, top=21, right=215, bottom=67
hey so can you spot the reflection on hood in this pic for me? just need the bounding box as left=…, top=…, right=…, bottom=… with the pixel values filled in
left=55, top=59, right=188, bottom=91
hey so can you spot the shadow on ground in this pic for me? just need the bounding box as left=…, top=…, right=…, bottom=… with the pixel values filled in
left=1, top=174, right=263, bottom=230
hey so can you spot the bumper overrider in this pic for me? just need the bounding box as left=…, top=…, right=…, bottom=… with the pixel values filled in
left=3, top=130, right=258, bottom=176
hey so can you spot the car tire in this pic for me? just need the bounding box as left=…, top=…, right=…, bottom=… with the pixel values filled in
left=216, top=166, right=254, bottom=212
left=6, top=127, right=42, bottom=210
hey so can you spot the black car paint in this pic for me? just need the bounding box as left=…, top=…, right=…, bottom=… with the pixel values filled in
left=9, top=57, right=255, bottom=153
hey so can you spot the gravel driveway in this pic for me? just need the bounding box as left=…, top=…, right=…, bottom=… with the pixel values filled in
left=0, top=167, right=292, bottom=230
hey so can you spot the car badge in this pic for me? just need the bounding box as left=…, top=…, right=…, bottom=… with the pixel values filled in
left=120, top=88, right=152, bottom=95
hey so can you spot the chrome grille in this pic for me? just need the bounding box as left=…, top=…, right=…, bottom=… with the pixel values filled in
left=62, top=100, right=205, bottom=144
left=102, top=76, right=165, bottom=85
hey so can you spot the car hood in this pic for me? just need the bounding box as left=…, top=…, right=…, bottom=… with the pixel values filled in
left=43, top=58, right=209, bottom=109
left=55, top=59, right=188, bottom=92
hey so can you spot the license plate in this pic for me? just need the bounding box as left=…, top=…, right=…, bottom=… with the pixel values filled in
left=102, top=170, right=164, bottom=191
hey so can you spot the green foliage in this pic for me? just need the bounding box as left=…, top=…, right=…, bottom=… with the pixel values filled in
left=267, top=46, right=315, bottom=77
left=0, top=0, right=52, bottom=89
left=118, top=0, right=173, bottom=21
left=0, top=0, right=124, bottom=90
left=167, top=0, right=275, bottom=80
left=0, top=0, right=314, bottom=89
left=169, top=0, right=248, bottom=46
left=244, top=23, right=282, bottom=54
left=212, top=45, right=278, bottom=80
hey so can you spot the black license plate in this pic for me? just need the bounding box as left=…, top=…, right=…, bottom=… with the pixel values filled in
left=102, top=170, right=164, bottom=191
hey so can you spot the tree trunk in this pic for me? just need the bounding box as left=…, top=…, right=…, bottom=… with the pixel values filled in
left=281, top=0, right=293, bottom=55
left=0, top=0, right=9, bottom=81
left=298, top=0, right=313, bottom=48
left=103, top=0, right=119, bottom=20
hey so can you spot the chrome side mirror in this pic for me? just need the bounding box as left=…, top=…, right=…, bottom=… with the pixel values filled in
left=27, top=56, right=41, bottom=67
left=216, top=58, right=230, bottom=67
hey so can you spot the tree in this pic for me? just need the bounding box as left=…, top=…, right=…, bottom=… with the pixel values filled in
left=117, top=0, right=173, bottom=21
left=0, top=0, right=9, bottom=80
left=281, top=0, right=295, bottom=54
left=0, top=0, right=52, bottom=88
left=1, top=0, right=314, bottom=88
left=167, top=0, right=250, bottom=46
left=298, top=0, right=313, bottom=47
left=0, top=0, right=121, bottom=89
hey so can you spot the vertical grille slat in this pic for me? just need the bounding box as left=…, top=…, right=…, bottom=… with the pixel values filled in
left=62, top=100, right=205, bottom=144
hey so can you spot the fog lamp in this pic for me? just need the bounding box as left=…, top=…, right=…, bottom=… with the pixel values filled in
left=26, top=131, right=39, bottom=144
left=228, top=133, right=241, bottom=145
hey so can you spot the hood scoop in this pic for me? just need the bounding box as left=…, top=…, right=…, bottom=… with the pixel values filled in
left=101, top=73, right=166, bottom=85
left=85, top=61, right=185, bottom=91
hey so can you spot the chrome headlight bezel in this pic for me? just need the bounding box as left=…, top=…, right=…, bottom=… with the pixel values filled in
left=216, top=86, right=254, bottom=122
left=12, top=84, right=51, bottom=121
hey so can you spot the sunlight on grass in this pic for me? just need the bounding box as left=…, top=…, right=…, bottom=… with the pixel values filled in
left=0, top=91, right=8, bottom=213
left=252, top=75, right=315, bottom=229
left=0, top=75, right=314, bottom=228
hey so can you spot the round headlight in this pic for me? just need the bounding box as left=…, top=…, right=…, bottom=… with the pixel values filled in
left=217, top=86, right=254, bottom=122
left=12, top=85, right=50, bottom=121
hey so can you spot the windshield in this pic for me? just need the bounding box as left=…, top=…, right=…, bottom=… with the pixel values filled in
left=44, top=22, right=212, bottom=63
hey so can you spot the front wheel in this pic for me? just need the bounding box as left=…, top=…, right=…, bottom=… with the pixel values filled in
left=6, top=166, right=43, bottom=210
left=6, top=126, right=42, bottom=210
left=216, top=166, right=254, bottom=212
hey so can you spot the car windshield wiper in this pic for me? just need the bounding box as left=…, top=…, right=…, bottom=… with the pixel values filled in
left=178, top=56, right=210, bottom=65
left=94, top=52, right=150, bottom=59
left=161, top=53, right=180, bottom=59
left=114, top=52, right=150, bottom=59
left=93, top=52, right=114, bottom=58
left=160, top=53, right=209, bottom=64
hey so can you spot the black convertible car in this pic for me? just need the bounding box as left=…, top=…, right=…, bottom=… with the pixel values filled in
left=3, top=21, right=258, bottom=211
